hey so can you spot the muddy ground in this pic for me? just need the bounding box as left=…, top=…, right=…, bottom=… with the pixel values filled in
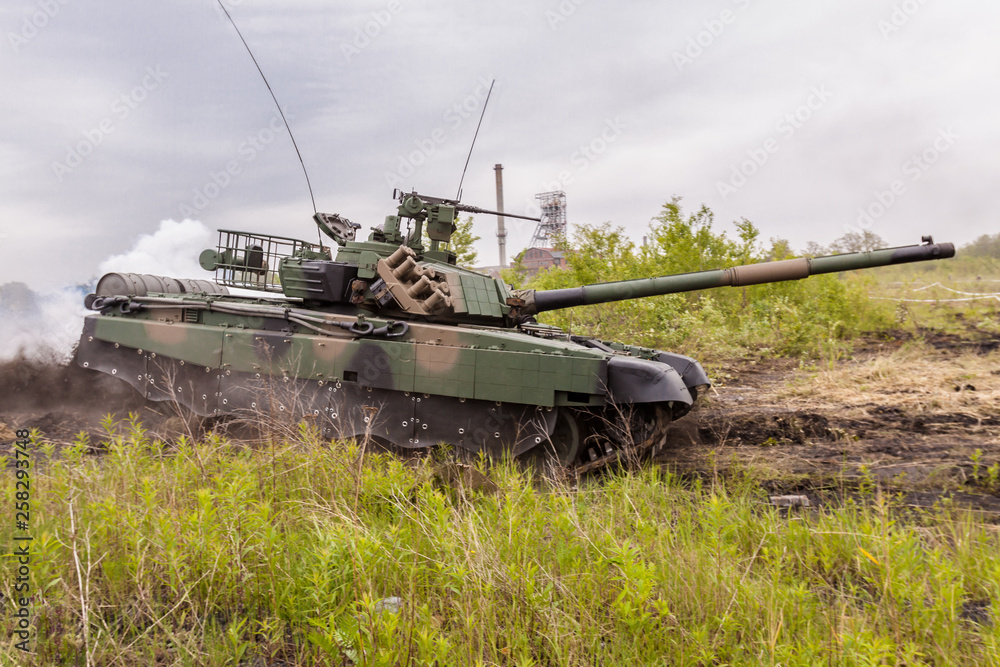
left=3, top=329, right=1000, bottom=513
left=661, top=328, right=1000, bottom=513
left=0, top=352, right=154, bottom=441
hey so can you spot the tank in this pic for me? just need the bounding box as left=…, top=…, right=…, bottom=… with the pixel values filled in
left=76, top=191, right=956, bottom=471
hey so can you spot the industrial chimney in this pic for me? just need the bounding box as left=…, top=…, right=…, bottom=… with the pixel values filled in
left=494, top=163, right=507, bottom=267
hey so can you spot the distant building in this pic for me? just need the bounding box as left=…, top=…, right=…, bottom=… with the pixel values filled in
left=521, top=247, right=567, bottom=275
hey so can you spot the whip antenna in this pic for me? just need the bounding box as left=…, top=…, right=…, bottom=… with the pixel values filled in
left=455, top=78, right=495, bottom=201
left=215, top=0, right=317, bottom=215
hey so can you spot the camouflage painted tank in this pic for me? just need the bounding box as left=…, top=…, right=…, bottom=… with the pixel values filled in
left=77, top=192, right=955, bottom=470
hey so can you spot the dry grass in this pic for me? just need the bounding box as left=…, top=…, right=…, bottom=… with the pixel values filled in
left=777, top=345, right=1000, bottom=423
left=0, top=420, right=17, bottom=442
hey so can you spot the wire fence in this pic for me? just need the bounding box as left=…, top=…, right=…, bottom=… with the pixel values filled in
left=870, top=281, right=1000, bottom=304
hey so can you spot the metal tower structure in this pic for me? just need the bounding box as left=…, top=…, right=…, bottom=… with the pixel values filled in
left=530, top=190, right=567, bottom=247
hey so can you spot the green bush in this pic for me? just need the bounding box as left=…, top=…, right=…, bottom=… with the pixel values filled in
left=526, top=198, right=894, bottom=359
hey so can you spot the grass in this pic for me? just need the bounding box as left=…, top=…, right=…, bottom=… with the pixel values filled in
left=866, top=256, right=1000, bottom=337
left=2, top=418, right=999, bottom=665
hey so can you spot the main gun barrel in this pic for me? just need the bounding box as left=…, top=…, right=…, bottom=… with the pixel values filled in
left=524, top=239, right=955, bottom=315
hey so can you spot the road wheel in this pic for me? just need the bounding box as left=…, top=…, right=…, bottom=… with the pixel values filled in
left=546, top=408, right=582, bottom=466
left=521, top=407, right=582, bottom=469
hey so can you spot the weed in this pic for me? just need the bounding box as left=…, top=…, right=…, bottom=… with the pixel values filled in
left=1, top=418, right=998, bottom=664
left=971, top=448, right=984, bottom=485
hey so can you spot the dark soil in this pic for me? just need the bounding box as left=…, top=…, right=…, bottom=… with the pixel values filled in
left=660, top=328, right=1000, bottom=514
left=0, top=352, right=182, bottom=445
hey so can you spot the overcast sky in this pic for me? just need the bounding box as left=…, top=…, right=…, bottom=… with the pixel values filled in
left=2, top=0, right=997, bottom=290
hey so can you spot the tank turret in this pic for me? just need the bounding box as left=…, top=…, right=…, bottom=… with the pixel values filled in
left=77, top=190, right=956, bottom=471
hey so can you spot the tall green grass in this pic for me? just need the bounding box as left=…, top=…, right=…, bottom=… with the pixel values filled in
left=2, top=419, right=998, bottom=665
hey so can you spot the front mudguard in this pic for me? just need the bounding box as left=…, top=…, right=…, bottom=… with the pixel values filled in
left=606, top=356, right=692, bottom=409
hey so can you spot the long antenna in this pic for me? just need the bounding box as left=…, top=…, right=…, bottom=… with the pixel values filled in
left=455, top=79, right=495, bottom=202
left=215, top=0, right=317, bottom=215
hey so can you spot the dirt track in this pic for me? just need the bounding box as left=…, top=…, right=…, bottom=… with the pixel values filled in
left=0, top=353, right=162, bottom=443
left=662, top=329, right=1000, bottom=513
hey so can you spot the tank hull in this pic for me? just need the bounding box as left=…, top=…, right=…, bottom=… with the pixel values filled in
left=77, top=299, right=706, bottom=467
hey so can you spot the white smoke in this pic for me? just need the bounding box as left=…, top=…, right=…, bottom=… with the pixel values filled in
left=0, top=284, right=88, bottom=362
left=0, top=219, right=214, bottom=361
left=98, top=219, right=213, bottom=279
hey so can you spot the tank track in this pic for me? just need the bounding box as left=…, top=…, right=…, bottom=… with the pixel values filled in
left=567, top=404, right=673, bottom=475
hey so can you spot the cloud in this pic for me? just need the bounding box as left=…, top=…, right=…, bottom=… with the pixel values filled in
left=2, top=0, right=999, bottom=280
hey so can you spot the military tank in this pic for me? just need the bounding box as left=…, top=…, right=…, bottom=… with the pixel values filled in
left=77, top=191, right=955, bottom=470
